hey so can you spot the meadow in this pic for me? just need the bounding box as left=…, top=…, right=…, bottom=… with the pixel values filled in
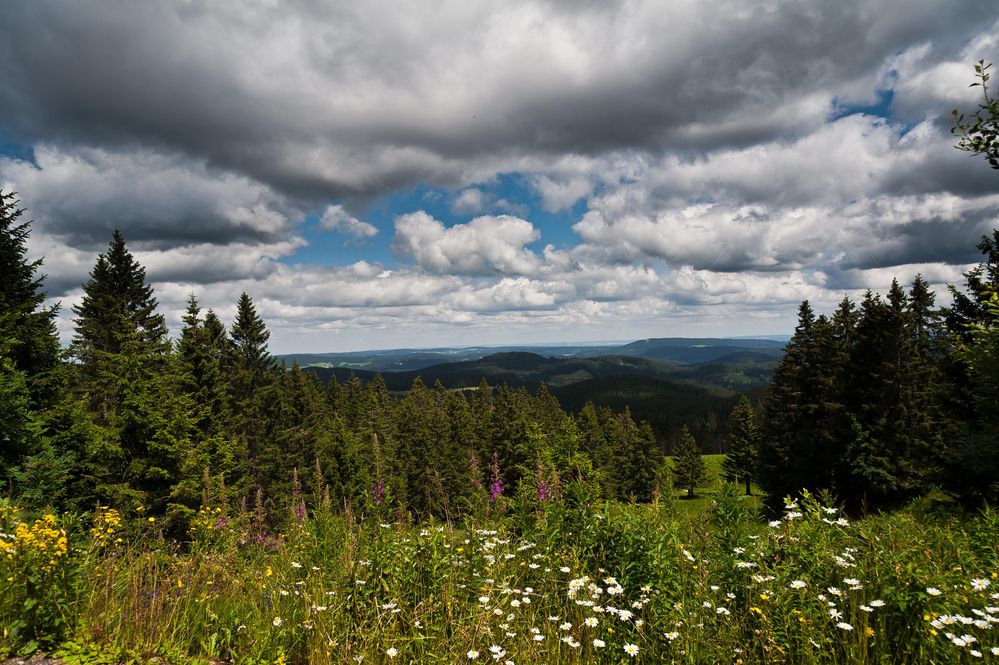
left=2, top=461, right=998, bottom=665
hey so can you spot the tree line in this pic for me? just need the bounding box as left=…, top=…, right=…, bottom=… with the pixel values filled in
left=0, top=203, right=670, bottom=530
left=717, top=231, right=999, bottom=513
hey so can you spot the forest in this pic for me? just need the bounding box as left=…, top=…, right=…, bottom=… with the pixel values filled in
left=3, top=185, right=999, bottom=528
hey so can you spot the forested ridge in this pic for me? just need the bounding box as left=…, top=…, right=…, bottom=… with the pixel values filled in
left=2, top=183, right=999, bottom=530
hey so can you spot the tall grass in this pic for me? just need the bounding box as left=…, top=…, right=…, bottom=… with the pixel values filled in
left=2, top=490, right=997, bottom=663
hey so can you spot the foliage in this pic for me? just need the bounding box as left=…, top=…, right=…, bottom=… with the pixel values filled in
left=0, top=504, right=80, bottom=655
left=2, top=494, right=998, bottom=663
left=952, top=60, right=999, bottom=170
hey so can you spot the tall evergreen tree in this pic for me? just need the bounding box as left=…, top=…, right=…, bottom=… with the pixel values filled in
left=673, top=424, right=705, bottom=499
left=227, top=293, right=276, bottom=492
left=0, top=191, right=63, bottom=487
left=72, top=230, right=168, bottom=420
left=722, top=396, right=759, bottom=495
left=0, top=191, right=62, bottom=408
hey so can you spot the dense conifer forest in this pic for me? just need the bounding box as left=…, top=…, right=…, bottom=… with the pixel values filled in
left=3, top=185, right=999, bottom=531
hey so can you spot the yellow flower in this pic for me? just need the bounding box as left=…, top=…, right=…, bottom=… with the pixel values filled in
left=266, top=565, right=273, bottom=577
left=865, top=627, right=875, bottom=637
left=148, top=517, right=156, bottom=523
left=759, top=593, right=769, bottom=601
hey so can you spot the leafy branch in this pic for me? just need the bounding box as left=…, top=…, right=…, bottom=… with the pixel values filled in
left=952, top=60, right=999, bottom=170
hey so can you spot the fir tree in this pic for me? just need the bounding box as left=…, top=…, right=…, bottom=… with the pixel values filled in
left=722, top=396, right=759, bottom=495
left=72, top=230, right=168, bottom=420
left=0, top=191, right=62, bottom=485
left=0, top=190, right=62, bottom=408
left=673, top=425, right=705, bottom=499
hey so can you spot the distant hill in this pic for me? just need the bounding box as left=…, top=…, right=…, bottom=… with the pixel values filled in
left=610, top=337, right=786, bottom=364
left=278, top=337, right=787, bottom=373
left=305, top=351, right=683, bottom=391
left=293, top=337, right=785, bottom=445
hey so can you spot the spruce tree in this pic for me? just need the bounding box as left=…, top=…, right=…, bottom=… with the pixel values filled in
left=722, top=396, right=759, bottom=495
left=0, top=191, right=61, bottom=484
left=72, top=230, right=168, bottom=420
left=0, top=191, right=62, bottom=407
left=227, top=293, right=276, bottom=492
left=673, top=425, right=705, bottom=499
left=759, top=301, right=840, bottom=510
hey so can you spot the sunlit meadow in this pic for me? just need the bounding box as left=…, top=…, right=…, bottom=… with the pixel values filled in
left=2, top=477, right=998, bottom=664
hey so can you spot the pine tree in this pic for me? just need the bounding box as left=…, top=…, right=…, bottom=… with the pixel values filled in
left=673, top=425, right=705, bottom=499
left=72, top=230, right=168, bottom=420
left=759, top=301, right=840, bottom=509
left=722, top=396, right=759, bottom=495
left=0, top=191, right=62, bottom=408
left=0, top=191, right=62, bottom=485
left=227, top=293, right=276, bottom=492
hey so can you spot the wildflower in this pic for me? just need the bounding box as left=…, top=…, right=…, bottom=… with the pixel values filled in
left=623, top=643, right=639, bottom=657
left=972, top=578, right=991, bottom=591
left=386, top=648, right=398, bottom=659
left=273, top=616, right=282, bottom=627
left=926, top=587, right=942, bottom=596
left=585, top=617, right=599, bottom=627
left=836, top=622, right=854, bottom=631
left=148, top=517, right=156, bottom=523
left=869, top=599, right=885, bottom=607
left=560, top=622, right=572, bottom=631
left=665, top=631, right=679, bottom=640
left=593, top=639, right=606, bottom=648
left=291, top=561, right=302, bottom=568
left=790, top=580, right=807, bottom=589
left=467, top=649, right=479, bottom=659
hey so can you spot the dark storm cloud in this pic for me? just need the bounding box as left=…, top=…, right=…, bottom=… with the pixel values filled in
left=2, top=1, right=995, bottom=204
left=838, top=214, right=999, bottom=273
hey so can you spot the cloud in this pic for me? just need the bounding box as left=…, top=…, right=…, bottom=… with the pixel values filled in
left=3, top=1, right=997, bottom=352
left=392, top=212, right=542, bottom=275
left=450, top=188, right=488, bottom=215
left=318, top=204, right=378, bottom=239
left=1, top=145, right=298, bottom=251
left=3, top=1, right=995, bottom=203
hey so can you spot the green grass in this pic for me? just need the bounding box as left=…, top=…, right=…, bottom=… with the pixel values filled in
left=3, top=492, right=998, bottom=664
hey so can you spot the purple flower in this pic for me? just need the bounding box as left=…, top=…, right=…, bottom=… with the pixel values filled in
left=489, top=478, right=504, bottom=503
left=372, top=480, right=385, bottom=505
left=537, top=480, right=552, bottom=502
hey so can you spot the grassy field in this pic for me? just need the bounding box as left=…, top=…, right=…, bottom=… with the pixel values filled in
left=2, top=465, right=998, bottom=664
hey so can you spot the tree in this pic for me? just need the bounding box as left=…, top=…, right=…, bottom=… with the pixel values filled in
left=952, top=60, right=999, bottom=170
left=227, top=292, right=276, bottom=492
left=72, top=230, right=168, bottom=419
left=722, top=396, right=759, bottom=495
left=673, top=425, right=705, bottom=499
left=0, top=190, right=62, bottom=486
left=0, top=190, right=62, bottom=408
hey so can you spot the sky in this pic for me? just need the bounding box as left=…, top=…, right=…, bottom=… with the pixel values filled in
left=1, top=1, right=998, bottom=353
